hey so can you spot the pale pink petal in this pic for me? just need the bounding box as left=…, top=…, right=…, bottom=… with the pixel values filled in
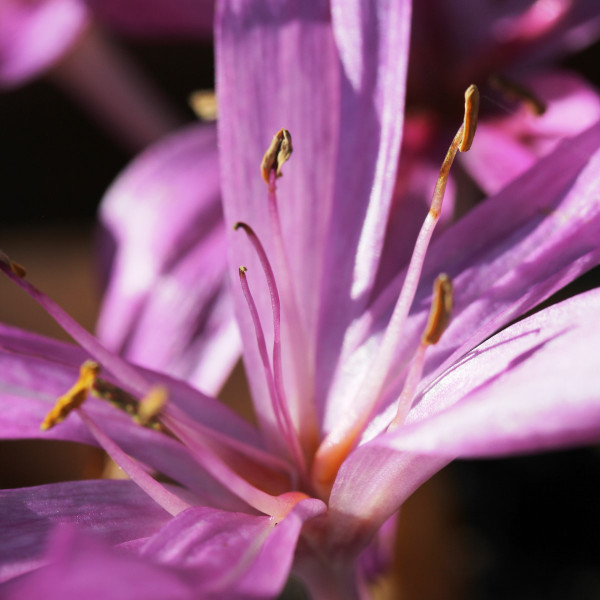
left=0, top=0, right=88, bottom=87
left=141, top=498, right=326, bottom=598
left=1, top=525, right=197, bottom=599
left=0, top=480, right=170, bottom=582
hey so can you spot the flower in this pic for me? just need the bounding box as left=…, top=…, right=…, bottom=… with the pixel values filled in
left=1, top=1, right=600, bottom=598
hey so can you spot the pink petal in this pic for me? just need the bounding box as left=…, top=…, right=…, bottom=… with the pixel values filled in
left=97, top=124, right=240, bottom=396
left=1, top=525, right=197, bottom=599
left=0, top=0, right=88, bottom=87
left=328, top=288, right=600, bottom=553
left=216, top=0, right=411, bottom=434
left=0, top=480, right=170, bottom=582
left=141, top=498, right=326, bottom=598
left=386, top=288, right=600, bottom=457
left=329, top=119, right=600, bottom=436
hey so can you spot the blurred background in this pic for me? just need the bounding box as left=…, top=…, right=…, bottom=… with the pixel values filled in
left=0, top=13, right=599, bottom=600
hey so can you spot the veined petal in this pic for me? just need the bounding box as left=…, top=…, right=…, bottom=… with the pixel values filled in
left=327, top=289, right=600, bottom=553
left=216, top=0, right=340, bottom=447
left=0, top=480, right=170, bottom=582
left=1, top=525, right=197, bottom=599
left=97, top=124, right=240, bottom=396
left=216, top=0, right=412, bottom=436
left=0, top=0, right=89, bottom=88
left=141, top=498, right=326, bottom=598
left=329, top=119, right=600, bottom=435
left=385, top=288, right=600, bottom=456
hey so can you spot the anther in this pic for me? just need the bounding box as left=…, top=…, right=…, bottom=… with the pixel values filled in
left=489, top=74, right=546, bottom=116
left=137, top=385, right=168, bottom=427
left=0, top=250, right=26, bottom=278
left=422, top=274, right=453, bottom=345
left=261, top=128, right=293, bottom=184
left=41, top=360, right=100, bottom=430
left=188, top=89, right=218, bottom=121
left=460, top=84, right=479, bottom=152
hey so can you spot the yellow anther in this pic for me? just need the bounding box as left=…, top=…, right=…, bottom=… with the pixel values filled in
left=489, top=74, right=546, bottom=116
left=188, top=89, right=218, bottom=121
left=137, top=385, right=168, bottom=426
left=41, top=361, right=100, bottom=430
left=460, top=84, right=479, bottom=152
left=261, top=129, right=293, bottom=184
left=422, top=274, right=453, bottom=345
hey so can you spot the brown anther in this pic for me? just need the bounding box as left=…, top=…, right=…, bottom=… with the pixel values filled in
left=489, top=74, right=546, bottom=116
left=239, top=265, right=248, bottom=274
left=423, top=274, right=453, bottom=345
left=188, top=90, right=218, bottom=121
left=137, top=385, right=168, bottom=426
left=41, top=361, right=100, bottom=430
left=0, top=250, right=26, bottom=278
left=261, top=129, right=293, bottom=184
left=460, top=84, right=479, bottom=152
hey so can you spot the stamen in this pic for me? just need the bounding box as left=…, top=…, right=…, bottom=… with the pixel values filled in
left=460, top=84, right=480, bottom=152
left=422, top=274, right=453, bottom=345
left=261, top=130, right=318, bottom=456
left=489, top=74, right=547, bottom=116
left=41, top=361, right=100, bottom=430
left=261, top=128, right=293, bottom=184
left=312, top=87, right=478, bottom=491
left=388, top=275, right=454, bottom=430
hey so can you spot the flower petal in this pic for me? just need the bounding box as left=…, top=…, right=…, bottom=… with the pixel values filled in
left=386, top=289, right=600, bottom=457
left=0, top=0, right=88, bottom=87
left=1, top=525, right=197, bottom=599
left=141, top=498, right=326, bottom=598
left=216, top=0, right=411, bottom=439
left=329, top=119, right=600, bottom=435
left=328, top=288, right=600, bottom=553
left=97, top=124, right=240, bottom=396
left=0, top=480, right=170, bottom=582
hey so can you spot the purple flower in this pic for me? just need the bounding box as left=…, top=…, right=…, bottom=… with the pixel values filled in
left=1, top=1, right=600, bottom=598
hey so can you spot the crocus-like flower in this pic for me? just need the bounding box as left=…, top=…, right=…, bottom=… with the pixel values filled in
left=2, top=1, right=600, bottom=598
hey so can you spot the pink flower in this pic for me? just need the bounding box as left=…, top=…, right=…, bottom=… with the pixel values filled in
left=1, top=1, right=600, bottom=598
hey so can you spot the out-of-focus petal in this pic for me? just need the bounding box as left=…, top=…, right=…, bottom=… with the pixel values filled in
left=0, top=480, right=170, bottom=582
left=97, top=124, right=240, bottom=396
left=464, top=71, right=600, bottom=194
left=85, top=0, right=214, bottom=39
left=1, top=525, right=197, bottom=600
left=141, top=498, right=326, bottom=598
left=0, top=0, right=88, bottom=88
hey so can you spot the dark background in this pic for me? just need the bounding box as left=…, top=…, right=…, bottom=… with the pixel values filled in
left=0, top=24, right=599, bottom=600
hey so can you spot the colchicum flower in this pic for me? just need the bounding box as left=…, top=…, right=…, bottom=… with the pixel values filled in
left=1, top=1, right=600, bottom=598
